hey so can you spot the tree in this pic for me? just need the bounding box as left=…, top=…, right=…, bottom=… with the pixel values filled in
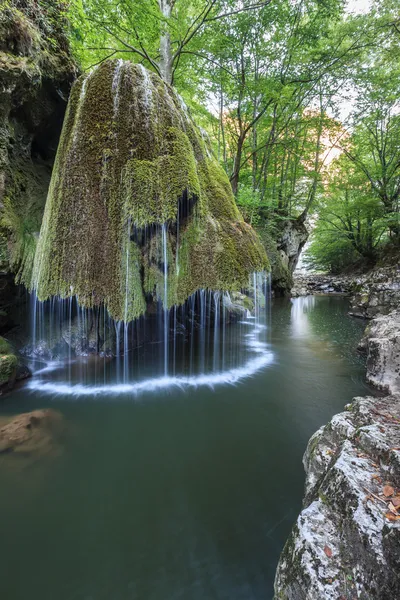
left=307, top=155, right=387, bottom=272
left=69, top=0, right=272, bottom=84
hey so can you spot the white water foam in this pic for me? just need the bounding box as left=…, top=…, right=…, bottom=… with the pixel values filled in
left=27, top=351, right=273, bottom=397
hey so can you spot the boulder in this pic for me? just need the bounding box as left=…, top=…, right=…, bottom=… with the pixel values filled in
left=0, top=408, right=63, bottom=455
left=274, top=394, right=400, bottom=600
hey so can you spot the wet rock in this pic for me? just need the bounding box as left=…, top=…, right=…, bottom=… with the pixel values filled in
left=274, top=394, right=400, bottom=600
left=0, top=409, right=63, bottom=456
left=359, top=310, right=400, bottom=394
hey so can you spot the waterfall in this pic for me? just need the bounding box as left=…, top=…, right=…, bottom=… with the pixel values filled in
left=123, top=220, right=130, bottom=382
left=213, top=292, right=220, bottom=371
left=112, top=59, right=124, bottom=116
left=162, top=224, right=169, bottom=376
left=27, top=269, right=272, bottom=395
left=137, top=64, right=153, bottom=111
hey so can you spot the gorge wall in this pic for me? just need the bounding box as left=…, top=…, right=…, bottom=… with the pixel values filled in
left=0, top=0, right=76, bottom=389
left=0, top=0, right=77, bottom=285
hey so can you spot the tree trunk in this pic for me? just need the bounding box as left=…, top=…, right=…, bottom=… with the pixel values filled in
left=231, top=134, right=244, bottom=196
left=158, top=0, right=173, bottom=84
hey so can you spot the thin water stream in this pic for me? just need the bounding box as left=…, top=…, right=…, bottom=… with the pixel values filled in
left=0, top=296, right=372, bottom=600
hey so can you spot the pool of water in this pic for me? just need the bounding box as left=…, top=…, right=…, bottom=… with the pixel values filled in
left=0, top=296, right=372, bottom=600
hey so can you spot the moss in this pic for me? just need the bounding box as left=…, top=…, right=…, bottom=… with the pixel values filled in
left=257, top=228, right=292, bottom=293
left=0, top=336, right=17, bottom=385
left=31, top=60, right=269, bottom=321
left=0, top=1, right=77, bottom=283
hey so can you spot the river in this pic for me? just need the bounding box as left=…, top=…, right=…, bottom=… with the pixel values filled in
left=0, top=295, right=372, bottom=600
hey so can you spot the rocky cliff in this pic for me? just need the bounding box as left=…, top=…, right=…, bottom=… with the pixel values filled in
left=275, top=392, right=400, bottom=599
left=259, top=218, right=309, bottom=296
left=0, top=0, right=77, bottom=386
left=0, top=0, right=77, bottom=283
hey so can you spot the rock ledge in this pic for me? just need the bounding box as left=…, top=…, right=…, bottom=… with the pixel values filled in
left=275, top=394, right=400, bottom=600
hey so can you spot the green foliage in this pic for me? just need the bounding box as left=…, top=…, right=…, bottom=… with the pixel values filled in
left=307, top=156, right=388, bottom=272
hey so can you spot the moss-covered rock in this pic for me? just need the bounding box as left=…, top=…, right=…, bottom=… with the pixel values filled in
left=257, top=228, right=293, bottom=295
left=32, top=60, right=269, bottom=321
left=0, top=0, right=77, bottom=283
left=0, top=336, right=17, bottom=386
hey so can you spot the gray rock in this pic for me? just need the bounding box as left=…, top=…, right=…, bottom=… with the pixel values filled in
left=349, top=267, right=400, bottom=318
left=359, top=310, right=400, bottom=394
left=275, top=394, right=400, bottom=600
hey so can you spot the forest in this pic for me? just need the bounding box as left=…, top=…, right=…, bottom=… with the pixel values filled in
left=65, top=0, right=400, bottom=273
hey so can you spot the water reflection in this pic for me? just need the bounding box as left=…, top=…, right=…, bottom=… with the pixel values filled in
left=290, top=296, right=316, bottom=338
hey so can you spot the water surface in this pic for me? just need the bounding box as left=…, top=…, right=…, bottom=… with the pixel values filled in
left=0, top=296, right=372, bottom=600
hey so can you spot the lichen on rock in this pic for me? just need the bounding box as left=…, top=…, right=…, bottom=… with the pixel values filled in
left=274, top=394, right=400, bottom=600
left=31, top=60, right=269, bottom=321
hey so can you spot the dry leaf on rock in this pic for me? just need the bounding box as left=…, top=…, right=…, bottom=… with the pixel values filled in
left=383, top=485, right=395, bottom=497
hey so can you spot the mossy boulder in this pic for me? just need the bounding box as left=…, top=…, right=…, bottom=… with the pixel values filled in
left=0, top=0, right=77, bottom=284
left=0, top=336, right=17, bottom=387
left=32, top=60, right=269, bottom=321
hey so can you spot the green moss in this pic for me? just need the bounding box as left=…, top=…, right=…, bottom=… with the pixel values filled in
left=0, top=1, right=77, bottom=283
left=31, top=60, right=269, bottom=321
left=0, top=337, right=17, bottom=385
left=257, top=228, right=292, bottom=293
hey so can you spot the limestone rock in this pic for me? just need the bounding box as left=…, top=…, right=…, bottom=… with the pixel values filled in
left=349, top=266, right=400, bottom=318
left=274, top=394, right=400, bottom=600
left=359, top=310, right=400, bottom=394
left=258, top=219, right=308, bottom=296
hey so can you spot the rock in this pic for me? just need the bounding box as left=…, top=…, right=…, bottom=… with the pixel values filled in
left=349, top=266, right=400, bottom=318
left=359, top=310, right=400, bottom=394
left=291, top=273, right=352, bottom=297
left=0, top=335, right=31, bottom=391
left=31, top=59, right=269, bottom=321
left=278, top=219, right=309, bottom=274
left=258, top=219, right=308, bottom=296
left=0, top=0, right=77, bottom=285
left=0, top=408, right=63, bottom=456
left=274, top=394, right=400, bottom=600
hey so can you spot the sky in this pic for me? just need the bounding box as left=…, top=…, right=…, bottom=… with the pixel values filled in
left=346, top=0, right=371, bottom=15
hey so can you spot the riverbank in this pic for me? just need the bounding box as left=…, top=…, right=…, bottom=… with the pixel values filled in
left=274, top=268, right=400, bottom=599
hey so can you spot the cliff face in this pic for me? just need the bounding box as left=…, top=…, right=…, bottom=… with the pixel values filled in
left=0, top=0, right=77, bottom=284
left=31, top=60, right=269, bottom=321
left=259, top=219, right=309, bottom=296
